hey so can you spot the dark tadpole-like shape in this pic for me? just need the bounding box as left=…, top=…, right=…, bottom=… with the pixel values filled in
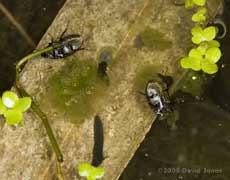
left=91, top=115, right=105, bottom=167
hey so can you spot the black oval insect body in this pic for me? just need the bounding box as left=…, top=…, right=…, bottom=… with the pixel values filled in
left=41, top=34, right=84, bottom=59
left=145, top=75, right=172, bottom=116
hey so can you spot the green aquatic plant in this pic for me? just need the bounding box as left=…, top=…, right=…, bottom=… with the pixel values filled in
left=185, top=0, right=206, bottom=8
left=78, top=162, right=105, bottom=180
left=192, top=7, right=207, bottom=23
left=0, top=91, right=31, bottom=125
left=180, top=46, right=221, bottom=74
left=180, top=0, right=222, bottom=74
left=191, top=26, right=216, bottom=44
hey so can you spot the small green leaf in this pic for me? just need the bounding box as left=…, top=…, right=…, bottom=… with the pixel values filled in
left=203, top=26, right=216, bottom=41
left=193, top=0, right=206, bottom=6
left=201, top=61, right=218, bottom=74
left=78, top=163, right=92, bottom=177
left=91, top=167, right=105, bottom=179
left=87, top=176, right=96, bottom=180
left=208, top=40, right=220, bottom=48
left=192, top=8, right=207, bottom=23
left=0, top=98, right=7, bottom=115
left=192, top=36, right=202, bottom=44
left=197, top=7, right=207, bottom=14
left=191, top=26, right=204, bottom=44
left=2, top=91, right=19, bottom=108
left=192, top=13, right=206, bottom=23
left=4, top=110, right=23, bottom=125
left=205, top=47, right=221, bottom=63
left=14, top=97, right=32, bottom=112
left=191, top=26, right=203, bottom=36
left=189, top=48, right=202, bottom=59
left=181, top=57, right=192, bottom=69
left=197, top=42, right=208, bottom=55
left=185, top=0, right=194, bottom=8
left=190, top=57, right=201, bottom=71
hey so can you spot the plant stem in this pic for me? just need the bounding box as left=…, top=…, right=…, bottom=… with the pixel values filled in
left=15, top=47, right=64, bottom=162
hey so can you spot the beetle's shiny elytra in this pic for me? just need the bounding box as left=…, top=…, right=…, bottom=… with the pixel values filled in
left=41, top=34, right=84, bottom=59
left=145, top=80, right=171, bottom=116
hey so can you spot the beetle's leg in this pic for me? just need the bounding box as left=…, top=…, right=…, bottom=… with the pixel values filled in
left=60, top=22, right=70, bottom=40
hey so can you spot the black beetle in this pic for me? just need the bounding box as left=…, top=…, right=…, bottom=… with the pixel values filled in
left=41, top=29, right=85, bottom=59
left=145, top=81, right=171, bottom=116
left=144, top=74, right=173, bottom=116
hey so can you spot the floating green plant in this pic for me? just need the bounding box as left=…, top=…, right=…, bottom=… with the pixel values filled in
left=192, top=7, right=207, bottom=23
left=78, top=162, right=105, bottom=180
left=0, top=91, right=31, bottom=125
left=185, top=0, right=206, bottom=8
left=180, top=0, right=222, bottom=74
left=180, top=46, right=221, bottom=74
left=191, top=26, right=216, bottom=44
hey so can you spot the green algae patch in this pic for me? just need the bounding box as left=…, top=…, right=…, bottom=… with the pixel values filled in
left=134, top=27, right=173, bottom=50
left=133, top=64, right=162, bottom=92
left=42, top=59, right=108, bottom=123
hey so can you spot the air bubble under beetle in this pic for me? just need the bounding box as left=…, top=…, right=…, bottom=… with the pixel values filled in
left=41, top=27, right=86, bottom=59
left=142, top=74, right=173, bottom=117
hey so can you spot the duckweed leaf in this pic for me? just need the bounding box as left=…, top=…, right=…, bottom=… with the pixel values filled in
left=189, top=48, right=202, bottom=59
left=193, top=0, right=206, bottom=6
left=192, top=7, right=207, bottom=22
left=197, top=42, right=208, bottom=55
left=190, top=57, right=201, bottom=71
left=4, top=110, right=23, bottom=125
left=87, top=177, right=96, bottom=180
left=201, top=61, right=218, bottom=74
left=91, top=167, right=105, bottom=178
left=191, top=26, right=204, bottom=44
left=0, top=98, right=7, bottom=114
left=180, top=57, right=192, bottom=69
left=185, top=0, right=194, bottom=8
left=2, top=91, right=19, bottom=108
left=208, top=40, right=220, bottom=48
left=203, top=26, right=216, bottom=41
left=78, top=163, right=91, bottom=177
left=192, top=12, right=206, bottom=22
left=205, top=47, right=221, bottom=63
left=14, top=97, right=32, bottom=112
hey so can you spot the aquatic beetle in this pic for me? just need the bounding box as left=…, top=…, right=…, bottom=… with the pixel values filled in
left=41, top=29, right=85, bottom=59
left=144, top=74, right=173, bottom=116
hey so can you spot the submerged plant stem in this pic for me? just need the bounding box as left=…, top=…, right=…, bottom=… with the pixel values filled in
left=15, top=47, right=64, bottom=162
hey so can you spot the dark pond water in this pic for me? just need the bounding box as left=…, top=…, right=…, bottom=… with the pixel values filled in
left=119, top=2, right=230, bottom=180
left=0, top=0, right=65, bottom=93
